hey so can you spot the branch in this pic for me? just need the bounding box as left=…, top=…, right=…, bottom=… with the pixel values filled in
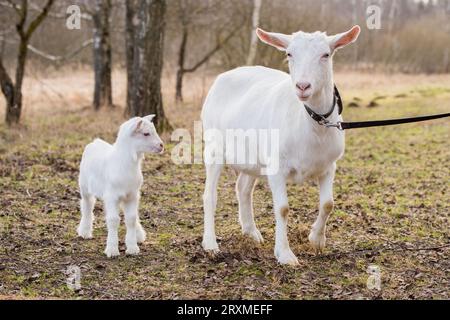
left=183, top=25, right=242, bottom=73
left=16, top=0, right=28, bottom=39
left=24, top=0, right=54, bottom=40
left=178, top=0, right=219, bottom=25
left=28, top=0, right=92, bottom=20
left=27, top=38, right=93, bottom=62
left=64, top=0, right=95, bottom=16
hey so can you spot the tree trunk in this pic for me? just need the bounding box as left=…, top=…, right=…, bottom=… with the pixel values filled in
left=93, top=0, right=113, bottom=110
left=144, top=0, right=169, bottom=131
left=0, top=57, right=15, bottom=123
left=175, top=27, right=188, bottom=102
left=129, top=0, right=149, bottom=117
left=246, top=0, right=262, bottom=66
left=127, top=0, right=170, bottom=132
left=125, top=0, right=137, bottom=113
left=5, top=40, right=28, bottom=124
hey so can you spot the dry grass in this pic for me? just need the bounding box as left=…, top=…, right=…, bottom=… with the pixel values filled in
left=0, top=69, right=449, bottom=300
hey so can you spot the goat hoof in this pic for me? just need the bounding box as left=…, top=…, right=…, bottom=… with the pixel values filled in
left=104, top=247, right=120, bottom=258
left=276, top=249, right=299, bottom=266
left=202, top=239, right=219, bottom=253
left=126, top=245, right=140, bottom=255
left=77, top=226, right=93, bottom=239
left=136, top=229, right=147, bottom=244
left=243, top=228, right=264, bottom=244
left=308, top=231, right=326, bottom=254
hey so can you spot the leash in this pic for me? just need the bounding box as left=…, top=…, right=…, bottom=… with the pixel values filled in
left=304, top=85, right=450, bottom=130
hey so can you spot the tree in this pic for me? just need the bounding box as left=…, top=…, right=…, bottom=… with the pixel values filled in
left=125, top=0, right=137, bottom=114
left=0, top=0, right=54, bottom=125
left=126, top=0, right=170, bottom=132
left=174, top=0, right=242, bottom=102
left=25, top=0, right=112, bottom=110
left=92, top=0, right=113, bottom=109
left=174, top=0, right=190, bottom=102
left=246, top=0, right=262, bottom=66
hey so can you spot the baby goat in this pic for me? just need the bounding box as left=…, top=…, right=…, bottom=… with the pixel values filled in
left=77, top=115, right=164, bottom=257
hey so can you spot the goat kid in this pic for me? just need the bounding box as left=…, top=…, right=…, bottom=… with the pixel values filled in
left=77, top=116, right=164, bottom=257
left=201, top=26, right=361, bottom=265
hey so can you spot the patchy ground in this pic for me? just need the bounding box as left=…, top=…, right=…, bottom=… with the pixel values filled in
left=0, top=71, right=449, bottom=299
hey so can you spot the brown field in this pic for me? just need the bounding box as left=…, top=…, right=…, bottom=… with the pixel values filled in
left=0, top=69, right=449, bottom=299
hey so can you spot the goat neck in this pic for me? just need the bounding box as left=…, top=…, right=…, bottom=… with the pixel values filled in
left=113, top=137, right=144, bottom=164
left=303, top=80, right=339, bottom=123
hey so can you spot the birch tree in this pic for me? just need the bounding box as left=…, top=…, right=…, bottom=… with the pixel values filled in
left=246, top=0, right=262, bottom=66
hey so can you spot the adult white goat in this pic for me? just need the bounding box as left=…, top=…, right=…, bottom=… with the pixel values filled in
left=201, top=25, right=361, bottom=265
left=77, top=116, right=164, bottom=257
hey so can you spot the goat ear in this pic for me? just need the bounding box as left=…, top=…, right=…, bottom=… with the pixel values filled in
left=328, top=25, right=361, bottom=52
left=143, top=114, right=156, bottom=122
left=256, top=28, right=291, bottom=51
left=134, top=119, right=143, bottom=132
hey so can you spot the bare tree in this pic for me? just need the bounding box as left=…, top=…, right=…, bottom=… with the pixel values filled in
left=246, top=0, right=262, bottom=66
left=0, top=0, right=54, bottom=125
left=92, top=0, right=113, bottom=109
left=126, top=0, right=170, bottom=132
left=174, top=0, right=243, bottom=102
left=3, top=1, right=95, bottom=65
left=174, top=0, right=190, bottom=102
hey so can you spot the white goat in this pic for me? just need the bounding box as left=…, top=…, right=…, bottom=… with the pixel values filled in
left=77, top=116, right=164, bottom=257
left=201, top=26, right=361, bottom=265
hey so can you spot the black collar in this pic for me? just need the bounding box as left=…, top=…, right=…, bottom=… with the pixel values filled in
left=303, top=85, right=343, bottom=124
left=302, top=85, right=450, bottom=131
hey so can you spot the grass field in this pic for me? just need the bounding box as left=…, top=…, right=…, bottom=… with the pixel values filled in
left=0, top=70, right=449, bottom=299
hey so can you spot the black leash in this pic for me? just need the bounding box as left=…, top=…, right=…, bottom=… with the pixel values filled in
left=339, top=113, right=450, bottom=130
left=304, top=85, right=450, bottom=130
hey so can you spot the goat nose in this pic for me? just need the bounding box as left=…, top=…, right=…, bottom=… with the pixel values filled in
left=296, top=82, right=311, bottom=92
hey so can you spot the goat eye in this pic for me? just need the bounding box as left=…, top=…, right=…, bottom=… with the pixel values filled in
left=143, top=133, right=150, bottom=137
left=322, top=53, right=330, bottom=59
left=286, top=53, right=292, bottom=58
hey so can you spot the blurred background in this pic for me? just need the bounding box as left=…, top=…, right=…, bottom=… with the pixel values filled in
left=2, top=0, right=450, bottom=72
left=1, top=0, right=450, bottom=129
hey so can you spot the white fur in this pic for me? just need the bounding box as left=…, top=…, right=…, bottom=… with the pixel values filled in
left=77, top=115, right=164, bottom=258
left=201, top=26, right=360, bottom=265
